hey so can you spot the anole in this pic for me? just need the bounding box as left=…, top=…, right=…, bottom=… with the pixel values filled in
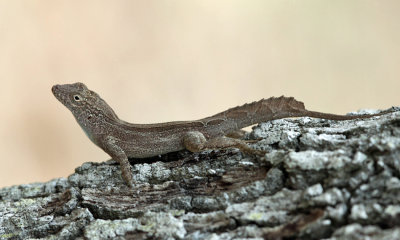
left=52, top=82, right=394, bottom=188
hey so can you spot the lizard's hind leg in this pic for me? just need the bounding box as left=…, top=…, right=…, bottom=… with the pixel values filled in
left=182, top=131, right=207, bottom=152
left=225, top=129, right=247, bottom=139
left=225, top=130, right=261, bottom=143
left=183, top=131, right=266, bottom=156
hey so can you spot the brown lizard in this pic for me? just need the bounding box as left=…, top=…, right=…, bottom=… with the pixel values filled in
left=52, top=82, right=395, bottom=188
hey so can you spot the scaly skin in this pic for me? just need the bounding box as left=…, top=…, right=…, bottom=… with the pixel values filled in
left=52, top=82, right=395, bottom=188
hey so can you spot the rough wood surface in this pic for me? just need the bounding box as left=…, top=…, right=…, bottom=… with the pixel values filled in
left=1, top=109, right=399, bottom=239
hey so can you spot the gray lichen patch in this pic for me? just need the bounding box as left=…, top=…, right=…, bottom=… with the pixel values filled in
left=1, top=109, right=399, bottom=239
left=0, top=187, right=91, bottom=240
left=0, top=178, right=69, bottom=201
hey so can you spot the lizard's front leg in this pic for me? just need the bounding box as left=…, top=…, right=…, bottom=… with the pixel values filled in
left=103, top=136, right=134, bottom=188
left=183, top=131, right=266, bottom=156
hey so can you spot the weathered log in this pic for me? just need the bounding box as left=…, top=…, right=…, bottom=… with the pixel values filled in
left=1, top=108, right=399, bottom=239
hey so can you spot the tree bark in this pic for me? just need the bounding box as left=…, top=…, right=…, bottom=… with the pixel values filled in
left=1, top=109, right=399, bottom=239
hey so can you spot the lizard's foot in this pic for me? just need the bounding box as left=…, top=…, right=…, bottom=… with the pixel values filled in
left=120, top=164, right=135, bottom=189
left=243, top=139, right=261, bottom=144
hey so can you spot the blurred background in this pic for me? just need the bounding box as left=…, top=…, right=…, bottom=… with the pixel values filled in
left=0, top=1, right=399, bottom=188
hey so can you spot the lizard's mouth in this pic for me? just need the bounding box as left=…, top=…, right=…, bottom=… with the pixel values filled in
left=51, top=84, right=62, bottom=99
left=51, top=84, right=59, bottom=94
left=52, top=84, right=69, bottom=106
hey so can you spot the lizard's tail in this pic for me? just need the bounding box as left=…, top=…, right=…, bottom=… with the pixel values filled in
left=205, top=96, right=393, bottom=133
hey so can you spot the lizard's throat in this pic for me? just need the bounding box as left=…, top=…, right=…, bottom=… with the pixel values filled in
left=74, top=115, right=96, bottom=144
left=77, top=120, right=96, bottom=144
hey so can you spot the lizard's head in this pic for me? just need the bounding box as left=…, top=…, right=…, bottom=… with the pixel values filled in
left=52, top=82, right=118, bottom=121
left=52, top=82, right=95, bottom=111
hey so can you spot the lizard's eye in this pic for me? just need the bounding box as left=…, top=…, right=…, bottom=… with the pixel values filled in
left=73, top=95, right=82, bottom=101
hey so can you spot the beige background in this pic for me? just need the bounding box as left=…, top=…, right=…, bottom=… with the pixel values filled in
left=0, top=1, right=399, bottom=188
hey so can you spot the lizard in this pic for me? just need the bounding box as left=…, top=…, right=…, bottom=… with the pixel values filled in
left=52, top=82, right=395, bottom=188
